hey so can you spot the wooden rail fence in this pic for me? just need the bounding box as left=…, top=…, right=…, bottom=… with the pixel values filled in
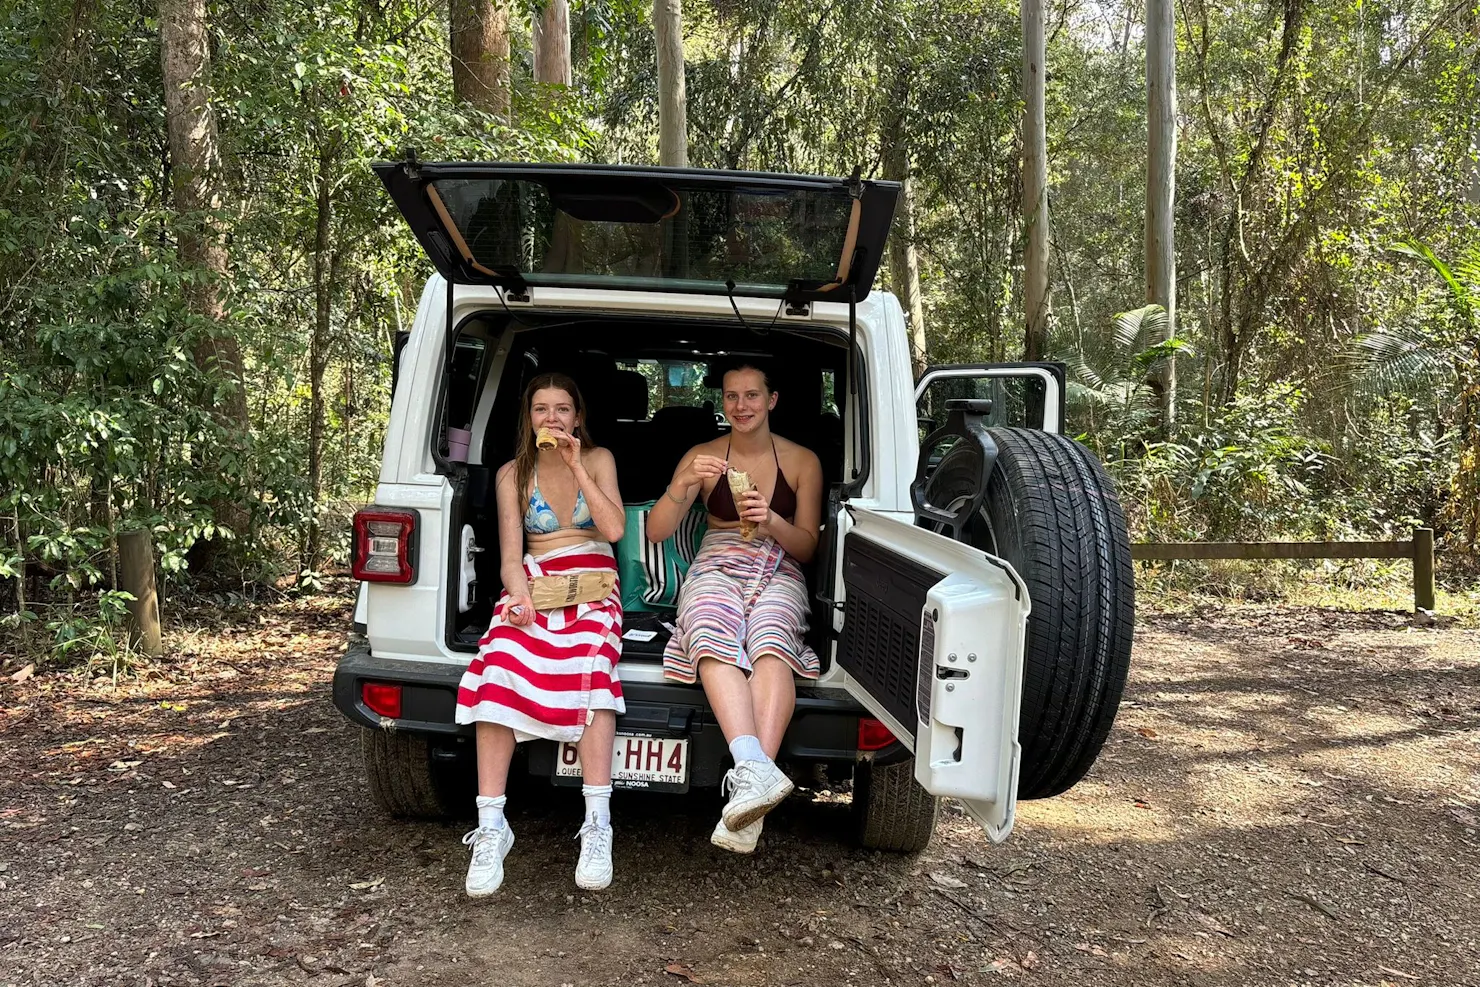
left=1131, top=528, right=1436, bottom=611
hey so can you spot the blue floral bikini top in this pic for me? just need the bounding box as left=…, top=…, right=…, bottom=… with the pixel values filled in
left=524, top=467, right=595, bottom=534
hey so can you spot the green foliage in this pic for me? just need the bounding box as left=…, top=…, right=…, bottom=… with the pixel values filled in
left=0, top=0, right=589, bottom=665
left=2, top=0, right=1477, bottom=664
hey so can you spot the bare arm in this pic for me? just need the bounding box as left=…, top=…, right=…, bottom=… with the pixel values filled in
left=574, top=447, right=625, bottom=542
left=646, top=446, right=726, bottom=542
left=495, top=463, right=533, bottom=622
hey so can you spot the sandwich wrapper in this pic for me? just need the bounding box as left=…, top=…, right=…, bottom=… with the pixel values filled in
left=528, top=571, right=616, bottom=610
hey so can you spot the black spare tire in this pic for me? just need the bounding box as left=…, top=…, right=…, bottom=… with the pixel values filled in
left=923, top=427, right=1134, bottom=799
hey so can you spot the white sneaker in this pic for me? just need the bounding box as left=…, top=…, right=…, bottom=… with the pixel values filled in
left=720, top=759, right=794, bottom=831
left=574, top=818, right=613, bottom=890
left=711, top=816, right=762, bottom=854
left=462, top=824, right=515, bottom=897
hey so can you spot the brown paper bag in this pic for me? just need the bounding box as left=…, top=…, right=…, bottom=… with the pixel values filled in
left=528, top=571, right=616, bottom=610
left=727, top=469, right=759, bottom=541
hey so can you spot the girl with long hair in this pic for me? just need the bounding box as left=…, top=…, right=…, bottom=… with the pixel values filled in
left=643, top=362, right=824, bottom=855
left=453, top=372, right=626, bottom=896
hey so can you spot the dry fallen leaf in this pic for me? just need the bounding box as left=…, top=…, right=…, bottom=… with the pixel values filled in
left=349, top=876, right=384, bottom=890
left=1019, top=951, right=1040, bottom=971
left=1194, top=912, right=1236, bottom=937
left=1135, top=727, right=1158, bottom=738
left=664, top=962, right=701, bottom=983
left=928, top=871, right=968, bottom=890
left=10, top=664, right=35, bottom=683
left=1377, top=965, right=1419, bottom=981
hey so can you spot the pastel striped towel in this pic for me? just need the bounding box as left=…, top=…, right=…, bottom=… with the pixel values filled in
left=663, top=529, right=819, bottom=683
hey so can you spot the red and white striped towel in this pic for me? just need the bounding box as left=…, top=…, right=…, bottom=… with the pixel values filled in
left=455, top=541, right=624, bottom=742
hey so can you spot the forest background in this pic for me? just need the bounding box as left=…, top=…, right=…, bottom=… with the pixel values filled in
left=1, top=0, right=1477, bottom=665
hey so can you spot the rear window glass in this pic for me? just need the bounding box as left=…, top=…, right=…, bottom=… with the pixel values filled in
left=622, top=359, right=721, bottom=419
left=917, top=374, right=1049, bottom=441
left=427, top=178, right=853, bottom=297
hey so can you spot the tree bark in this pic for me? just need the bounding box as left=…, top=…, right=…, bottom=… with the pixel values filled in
left=119, top=530, right=163, bottom=658
left=307, top=145, right=339, bottom=575
left=882, top=68, right=927, bottom=377
left=533, top=0, right=572, bottom=86
left=655, top=0, right=688, bottom=166
left=1021, top=0, right=1051, bottom=361
left=159, top=0, right=251, bottom=553
left=451, top=0, right=511, bottom=119
left=1145, top=0, right=1177, bottom=434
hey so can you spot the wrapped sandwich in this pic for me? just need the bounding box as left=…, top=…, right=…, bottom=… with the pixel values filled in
left=727, top=468, right=759, bottom=540
left=535, top=426, right=558, bottom=450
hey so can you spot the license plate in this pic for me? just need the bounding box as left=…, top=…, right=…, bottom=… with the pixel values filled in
left=554, top=733, right=690, bottom=793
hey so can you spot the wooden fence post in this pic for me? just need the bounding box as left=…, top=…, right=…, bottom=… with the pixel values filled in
left=118, top=529, right=163, bottom=656
left=1413, top=527, right=1436, bottom=612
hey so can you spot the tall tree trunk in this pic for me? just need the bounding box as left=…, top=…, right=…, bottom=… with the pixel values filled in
left=533, top=0, right=571, bottom=86
left=655, top=0, right=688, bottom=166
left=882, top=68, right=927, bottom=377
left=1020, top=0, right=1051, bottom=361
left=451, top=0, right=511, bottom=119
left=307, top=146, right=339, bottom=575
left=159, top=0, right=251, bottom=558
left=1145, top=0, right=1177, bottom=435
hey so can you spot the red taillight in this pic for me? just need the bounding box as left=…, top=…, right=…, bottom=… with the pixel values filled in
left=362, top=682, right=403, bottom=719
left=858, top=717, right=896, bottom=751
left=351, top=508, right=418, bottom=584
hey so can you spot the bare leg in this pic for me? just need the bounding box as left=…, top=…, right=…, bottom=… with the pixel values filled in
left=475, top=721, right=517, bottom=797
left=698, top=656, right=759, bottom=743
left=748, top=655, right=796, bottom=759
left=576, top=709, right=617, bottom=786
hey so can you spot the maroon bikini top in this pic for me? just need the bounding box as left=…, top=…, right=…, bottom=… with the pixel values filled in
left=706, top=438, right=798, bottom=523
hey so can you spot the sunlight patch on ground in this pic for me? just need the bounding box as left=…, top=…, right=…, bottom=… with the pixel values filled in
left=1015, top=793, right=1189, bottom=843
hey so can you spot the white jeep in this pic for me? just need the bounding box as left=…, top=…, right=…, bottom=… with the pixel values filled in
left=332, top=161, right=1134, bottom=852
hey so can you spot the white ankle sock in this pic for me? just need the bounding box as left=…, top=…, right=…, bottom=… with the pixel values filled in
left=729, top=735, right=767, bottom=764
left=475, top=794, right=507, bottom=830
left=581, top=784, right=612, bottom=827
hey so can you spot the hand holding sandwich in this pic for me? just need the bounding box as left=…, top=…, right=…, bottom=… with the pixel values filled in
left=536, top=425, right=583, bottom=471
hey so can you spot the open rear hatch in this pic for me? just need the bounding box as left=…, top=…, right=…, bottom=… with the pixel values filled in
left=372, top=160, right=899, bottom=303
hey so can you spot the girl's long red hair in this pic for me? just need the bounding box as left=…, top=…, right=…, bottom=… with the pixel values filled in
left=513, top=373, right=596, bottom=502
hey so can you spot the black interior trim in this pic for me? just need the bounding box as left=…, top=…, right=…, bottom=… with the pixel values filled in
left=834, top=534, right=944, bottom=741
left=442, top=310, right=855, bottom=653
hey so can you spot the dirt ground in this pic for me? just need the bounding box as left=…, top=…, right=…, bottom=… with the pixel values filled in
left=1, top=595, right=1477, bottom=987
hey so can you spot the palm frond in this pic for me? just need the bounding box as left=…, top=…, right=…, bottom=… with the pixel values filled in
left=1348, top=327, right=1453, bottom=398
left=1060, top=348, right=1106, bottom=390
left=1111, top=303, right=1168, bottom=352
left=1390, top=238, right=1475, bottom=324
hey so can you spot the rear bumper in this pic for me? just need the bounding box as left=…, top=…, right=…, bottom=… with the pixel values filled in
left=333, top=637, right=905, bottom=786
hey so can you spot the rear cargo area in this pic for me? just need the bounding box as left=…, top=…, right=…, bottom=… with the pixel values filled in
left=439, top=312, right=850, bottom=664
